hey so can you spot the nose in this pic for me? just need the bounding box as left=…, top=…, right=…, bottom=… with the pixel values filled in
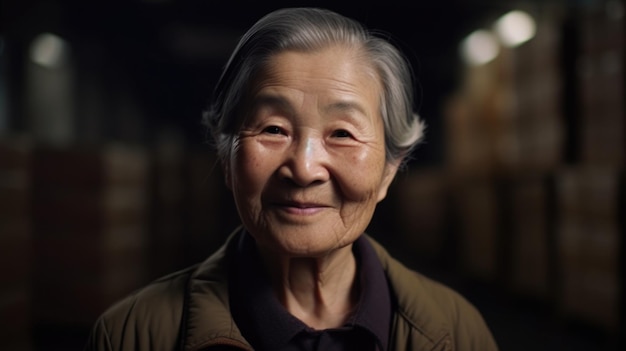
left=278, top=135, right=330, bottom=187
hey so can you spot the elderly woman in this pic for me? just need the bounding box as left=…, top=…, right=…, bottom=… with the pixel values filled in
left=86, top=7, right=497, bottom=351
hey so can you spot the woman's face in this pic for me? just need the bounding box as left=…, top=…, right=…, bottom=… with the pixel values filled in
left=225, top=45, right=399, bottom=257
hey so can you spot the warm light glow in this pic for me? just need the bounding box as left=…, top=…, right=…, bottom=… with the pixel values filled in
left=461, top=30, right=500, bottom=66
left=30, top=33, right=67, bottom=68
left=495, top=10, right=536, bottom=47
left=606, top=0, right=624, bottom=20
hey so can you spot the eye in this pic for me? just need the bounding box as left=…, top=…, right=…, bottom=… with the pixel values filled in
left=332, top=129, right=352, bottom=138
left=263, top=126, right=283, bottom=135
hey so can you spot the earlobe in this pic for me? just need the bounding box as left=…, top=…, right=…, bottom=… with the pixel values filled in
left=376, top=160, right=401, bottom=202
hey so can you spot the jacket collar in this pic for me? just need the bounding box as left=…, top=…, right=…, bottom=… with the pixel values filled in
left=182, top=228, right=450, bottom=350
left=230, top=231, right=392, bottom=351
left=183, top=227, right=253, bottom=351
left=366, top=237, right=450, bottom=346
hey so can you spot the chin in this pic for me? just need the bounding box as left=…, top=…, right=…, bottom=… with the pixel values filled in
left=253, top=228, right=358, bottom=258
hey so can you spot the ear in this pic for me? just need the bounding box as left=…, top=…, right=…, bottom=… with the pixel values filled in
left=376, top=159, right=401, bottom=202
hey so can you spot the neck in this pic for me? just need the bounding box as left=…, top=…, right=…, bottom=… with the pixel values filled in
left=259, top=244, right=359, bottom=330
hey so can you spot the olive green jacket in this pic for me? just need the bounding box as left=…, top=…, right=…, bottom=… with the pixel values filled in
left=85, top=231, right=498, bottom=351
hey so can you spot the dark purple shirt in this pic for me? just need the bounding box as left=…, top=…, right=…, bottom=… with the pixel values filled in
left=229, top=232, right=392, bottom=351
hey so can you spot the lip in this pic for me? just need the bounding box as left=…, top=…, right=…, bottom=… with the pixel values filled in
left=272, top=200, right=329, bottom=215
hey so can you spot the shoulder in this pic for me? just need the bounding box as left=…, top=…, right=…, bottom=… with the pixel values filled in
left=85, top=230, right=242, bottom=351
left=365, top=236, right=498, bottom=351
left=106, top=266, right=195, bottom=325
left=85, top=266, right=197, bottom=351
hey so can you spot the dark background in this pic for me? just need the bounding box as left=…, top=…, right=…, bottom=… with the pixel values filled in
left=1, top=0, right=624, bottom=350
left=2, top=0, right=516, bottom=162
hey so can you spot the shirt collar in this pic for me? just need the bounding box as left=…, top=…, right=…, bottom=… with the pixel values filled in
left=229, top=232, right=392, bottom=351
left=350, top=233, right=392, bottom=349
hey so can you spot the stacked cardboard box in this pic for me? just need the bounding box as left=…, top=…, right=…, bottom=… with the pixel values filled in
left=441, top=1, right=623, bottom=341
left=508, top=174, right=552, bottom=299
left=182, top=150, right=229, bottom=265
left=510, top=12, right=565, bottom=172
left=452, top=177, right=501, bottom=282
left=391, top=169, right=449, bottom=262
left=147, top=136, right=186, bottom=279
left=577, top=8, right=624, bottom=165
left=31, top=144, right=149, bottom=328
left=0, top=138, right=33, bottom=351
left=444, top=52, right=512, bottom=282
left=556, top=166, right=621, bottom=331
left=552, top=6, right=624, bottom=333
left=445, top=59, right=513, bottom=178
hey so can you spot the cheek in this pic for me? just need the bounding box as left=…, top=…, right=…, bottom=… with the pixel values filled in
left=334, top=149, right=386, bottom=201
left=231, top=144, right=268, bottom=196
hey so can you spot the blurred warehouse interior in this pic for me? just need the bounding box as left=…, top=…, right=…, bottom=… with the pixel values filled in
left=0, top=0, right=624, bottom=350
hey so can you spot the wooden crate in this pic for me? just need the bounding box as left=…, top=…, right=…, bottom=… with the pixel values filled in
left=507, top=174, right=553, bottom=299
left=511, top=12, right=565, bottom=172
left=578, top=9, right=624, bottom=165
left=452, top=177, right=501, bottom=281
left=391, top=168, right=449, bottom=262
left=556, top=166, right=621, bottom=331
left=147, top=136, right=186, bottom=279
left=183, top=149, right=236, bottom=265
left=31, top=145, right=149, bottom=327
left=0, top=138, right=34, bottom=351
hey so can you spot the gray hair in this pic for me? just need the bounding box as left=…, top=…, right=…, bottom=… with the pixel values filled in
left=203, top=7, right=425, bottom=165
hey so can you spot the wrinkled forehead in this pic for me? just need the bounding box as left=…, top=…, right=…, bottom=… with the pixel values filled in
left=249, top=44, right=381, bottom=92
left=247, top=47, right=380, bottom=103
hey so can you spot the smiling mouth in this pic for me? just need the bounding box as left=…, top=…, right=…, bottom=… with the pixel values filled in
left=273, top=201, right=328, bottom=215
left=285, top=201, right=323, bottom=208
